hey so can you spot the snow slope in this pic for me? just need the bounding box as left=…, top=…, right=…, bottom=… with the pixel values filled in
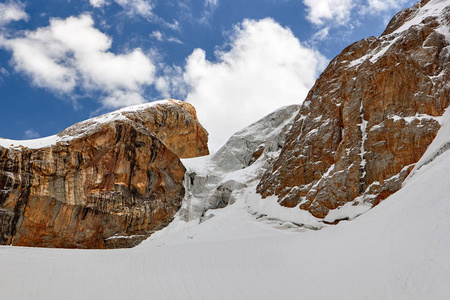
left=1, top=99, right=450, bottom=299
left=1, top=1, right=449, bottom=298
left=0, top=134, right=449, bottom=299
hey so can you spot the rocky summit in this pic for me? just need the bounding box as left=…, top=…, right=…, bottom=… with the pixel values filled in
left=0, top=99, right=209, bottom=248
left=258, top=0, right=450, bottom=218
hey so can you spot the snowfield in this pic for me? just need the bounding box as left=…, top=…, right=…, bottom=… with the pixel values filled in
left=1, top=130, right=450, bottom=299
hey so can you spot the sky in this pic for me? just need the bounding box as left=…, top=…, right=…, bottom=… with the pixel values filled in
left=0, top=0, right=417, bottom=151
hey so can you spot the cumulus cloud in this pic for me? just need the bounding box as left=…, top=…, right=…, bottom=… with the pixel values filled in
left=0, top=14, right=155, bottom=108
left=0, top=1, right=28, bottom=26
left=304, top=0, right=354, bottom=26
left=181, top=18, right=327, bottom=151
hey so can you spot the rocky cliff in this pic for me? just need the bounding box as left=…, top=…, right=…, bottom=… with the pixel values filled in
left=0, top=99, right=209, bottom=248
left=258, top=0, right=450, bottom=218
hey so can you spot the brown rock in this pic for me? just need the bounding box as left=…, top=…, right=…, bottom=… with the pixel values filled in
left=60, top=99, right=209, bottom=159
left=0, top=100, right=208, bottom=248
left=123, top=99, right=209, bottom=158
left=258, top=2, right=450, bottom=218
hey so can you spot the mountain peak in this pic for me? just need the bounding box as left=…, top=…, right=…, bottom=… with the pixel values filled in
left=383, top=0, right=449, bottom=36
left=257, top=0, right=450, bottom=219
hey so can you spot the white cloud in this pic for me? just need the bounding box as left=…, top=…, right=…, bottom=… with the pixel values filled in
left=167, top=36, right=183, bottom=44
left=303, top=0, right=415, bottom=40
left=23, top=129, right=40, bottom=139
left=311, top=26, right=330, bottom=41
left=205, top=0, right=219, bottom=8
left=0, top=67, right=9, bottom=76
left=365, top=0, right=411, bottom=13
left=89, top=0, right=155, bottom=18
left=304, top=0, right=354, bottom=26
left=0, top=14, right=156, bottom=108
left=0, top=1, right=28, bottom=26
left=1, top=31, right=78, bottom=93
left=155, top=65, right=187, bottom=99
left=0, top=67, right=9, bottom=84
left=150, top=30, right=183, bottom=44
left=181, top=18, right=327, bottom=151
left=89, top=0, right=179, bottom=29
left=115, top=0, right=154, bottom=18
left=150, top=30, right=163, bottom=41
left=102, top=90, right=147, bottom=108
left=201, top=0, right=220, bottom=24
left=89, top=0, right=108, bottom=8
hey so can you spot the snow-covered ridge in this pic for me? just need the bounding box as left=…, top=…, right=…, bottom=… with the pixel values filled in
left=393, top=0, right=450, bottom=38
left=348, top=0, right=449, bottom=69
left=0, top=99, right=180, bottom=150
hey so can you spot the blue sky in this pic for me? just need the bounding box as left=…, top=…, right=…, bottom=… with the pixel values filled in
left=0, top=0, right=416, bottom=150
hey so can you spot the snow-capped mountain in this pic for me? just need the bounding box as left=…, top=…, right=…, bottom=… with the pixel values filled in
left=0, top=1, right=449, bottom=299
left=258, top=0, right=450, bottom=219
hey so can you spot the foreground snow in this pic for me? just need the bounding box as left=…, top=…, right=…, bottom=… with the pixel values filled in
left=1, top=141, right=450, bottom=299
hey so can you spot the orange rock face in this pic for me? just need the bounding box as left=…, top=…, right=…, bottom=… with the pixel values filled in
left=258, top=1, right=450, bottom=218
left=119, top=99, right=209, bottom=158
left=0, top=100, right=208, bottom=248
left=59, top=99, right=209, bottom=159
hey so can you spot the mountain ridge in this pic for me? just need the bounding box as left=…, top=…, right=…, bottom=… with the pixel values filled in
left=257, top=0, right=450, bottom=218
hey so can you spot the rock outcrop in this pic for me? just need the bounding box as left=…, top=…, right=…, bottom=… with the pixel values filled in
left=122, top=100, right=209, bottom=159
left=258, top=0, right=450, bottom=218
left=60, top=99, right=209, bottom=159
left=0, top=99, right=209, bottom=248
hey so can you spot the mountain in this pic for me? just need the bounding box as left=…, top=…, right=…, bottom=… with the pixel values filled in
left=0, top=1, right=449, bottom=299
left=258, top=0, right=450, bottom=219
left=0, top=99, right=209, bottom=248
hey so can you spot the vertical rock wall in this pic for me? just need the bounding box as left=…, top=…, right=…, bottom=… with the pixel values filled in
left=0, top=100, right=209, bottom=248
left=258, top=0, right=450, bottom=218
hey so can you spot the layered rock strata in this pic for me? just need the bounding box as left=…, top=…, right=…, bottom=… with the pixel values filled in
left=0, top=99, right=208, bottom=248
left=60, top=99, right=209, bottom=159
left=258, top=0, right=450, bottom=218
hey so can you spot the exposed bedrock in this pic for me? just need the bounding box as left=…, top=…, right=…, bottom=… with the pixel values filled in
left=0, top=100, right=208, bottom=248
left=257, top=0, right=450, bottom=218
